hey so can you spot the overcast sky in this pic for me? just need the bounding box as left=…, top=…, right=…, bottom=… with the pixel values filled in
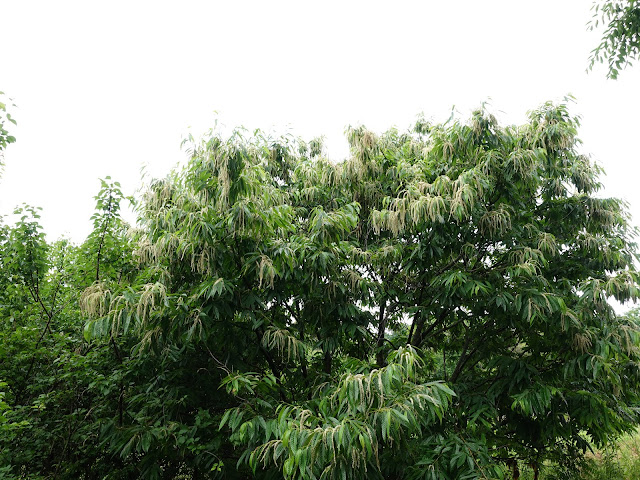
left=2, top=0, right=640, bottom=243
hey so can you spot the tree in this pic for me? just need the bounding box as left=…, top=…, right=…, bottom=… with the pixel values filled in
left=78, top=100, right=640, bottom=479
left=0, top=181, right=136, bottom=479
left=589, top=0, right=640, bottom=78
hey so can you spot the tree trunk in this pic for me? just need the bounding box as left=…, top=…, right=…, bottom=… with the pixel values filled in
left=323, top=351, right=332, bottom=375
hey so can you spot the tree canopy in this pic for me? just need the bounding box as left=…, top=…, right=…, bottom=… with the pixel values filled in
left=1, top=101, right=640, bottom=479
left=589, top=0, right=640, bottom=78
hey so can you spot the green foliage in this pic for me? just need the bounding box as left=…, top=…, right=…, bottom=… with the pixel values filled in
left=240, top=348, right=454, bottom=480
left=589, top=0, right=640, bottom=78
left=2, top=101, right=640, bottom=479
left=517, top=429, right=640, bottom=479
left=578, top=431, right=640, bottom=480
left=77, top=100, right=640, bottom=478
left=0, top=181, right=139, bottom=479
left=84, top=177, right=134, bottom=281
left=0, top=91, right=17, bottom=171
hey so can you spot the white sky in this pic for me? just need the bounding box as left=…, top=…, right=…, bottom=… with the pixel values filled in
left=1, top=0, right=640, bottom=244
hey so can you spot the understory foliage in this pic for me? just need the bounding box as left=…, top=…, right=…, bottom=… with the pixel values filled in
left=2, top=102, right=640, bottom=479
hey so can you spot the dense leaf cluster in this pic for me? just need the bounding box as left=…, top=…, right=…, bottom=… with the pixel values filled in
left=1, top=102, right=640, bottom=479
